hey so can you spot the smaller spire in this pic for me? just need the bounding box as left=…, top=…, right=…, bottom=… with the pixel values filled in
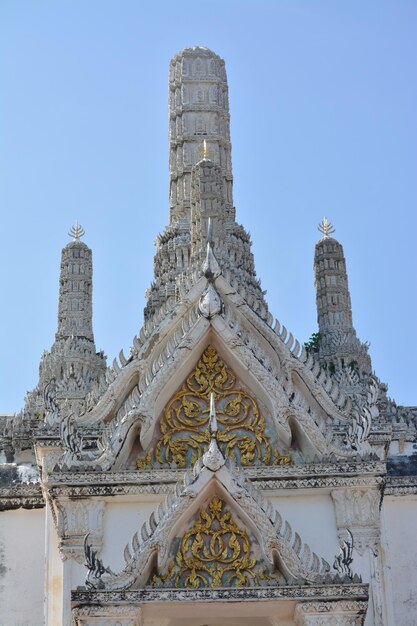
left=68, top=221, right=85, bottom=241
left=318, top=217, right=335, bottom=239
left=198, top=139, right=211, bottom=160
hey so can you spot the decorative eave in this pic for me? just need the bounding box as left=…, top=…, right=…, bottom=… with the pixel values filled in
left=384, top=475, right=417, bottom=496
left=46, top=462, right=386, bottom=503
left=72, top=583, right=369, bottom=605
left=0, top=483, right=44, bottom=511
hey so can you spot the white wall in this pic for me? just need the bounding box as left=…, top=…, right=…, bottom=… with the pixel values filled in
left=268, top=492, right=339, bottom=565
left=382, top=496, right=417, bottom=626
left=0, top=508, right=45, bottom=626
left=101, top=497, right=163, bottom=572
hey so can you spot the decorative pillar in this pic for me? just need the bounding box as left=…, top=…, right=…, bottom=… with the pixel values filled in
left=331, top=488, right=387, bottom=626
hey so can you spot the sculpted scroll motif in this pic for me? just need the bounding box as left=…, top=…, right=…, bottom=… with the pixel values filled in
left=137, top=345, right=291, bottom=468
left=149, top=496, right=276, bottom=588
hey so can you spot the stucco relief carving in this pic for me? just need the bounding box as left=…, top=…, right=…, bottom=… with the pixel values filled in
left=331, top=488, right=381, bottom=555
left=55, top=499, right=105, bottom=563
left=72, top=606, right=142, bottom=626
left=294, top=600, right=367, bottom=625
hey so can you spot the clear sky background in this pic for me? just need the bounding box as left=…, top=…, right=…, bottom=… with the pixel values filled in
left=0, top=0, right=416, bottom=413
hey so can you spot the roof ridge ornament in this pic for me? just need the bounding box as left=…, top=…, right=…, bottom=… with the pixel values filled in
left=202, top=392, right=225, bottom=471
left=202, top=217, right=221, bottom=280
left=68, top=220, right=85, bottom=241
left=318, top=216, right=335, bottom=238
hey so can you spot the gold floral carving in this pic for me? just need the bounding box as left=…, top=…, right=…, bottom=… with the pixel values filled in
left=137, top=345, right=291, bottom=469
left=150, top=496, right=275, bottom=588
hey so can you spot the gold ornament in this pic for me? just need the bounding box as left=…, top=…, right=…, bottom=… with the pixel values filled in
left=68, top=221, right=85, bottom=240
left=317, top=216, right=335, bottom=238
left=136, top=346, right=290, bottom=468
left=150, top=496, right=275, bottom=588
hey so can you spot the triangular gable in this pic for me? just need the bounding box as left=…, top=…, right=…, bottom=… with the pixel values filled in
left=82, top=453, right=353, bottom=592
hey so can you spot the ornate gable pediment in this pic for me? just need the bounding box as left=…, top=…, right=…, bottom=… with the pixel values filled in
left=81, top=449, right=350, bottom=593
left=136, top=345, right=291, bottom=470
left=47, top=260, right=381, bottom=476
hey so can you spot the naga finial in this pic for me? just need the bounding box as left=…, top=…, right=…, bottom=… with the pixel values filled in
left=199, top=139, right=210, bottom=160
left=68, top=221, right=85, bottom=241
left=318, top=217, right=335, bottom=238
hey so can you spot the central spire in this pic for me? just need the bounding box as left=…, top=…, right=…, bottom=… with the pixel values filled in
left=144, top=48, right=267, bottom=322
left=169, top=47, right=233, bottom=222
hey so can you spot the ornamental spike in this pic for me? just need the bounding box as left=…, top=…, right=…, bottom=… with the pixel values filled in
left=317, top=216, right=335, bottom=238
left=68, top=220, right=85, bottom=240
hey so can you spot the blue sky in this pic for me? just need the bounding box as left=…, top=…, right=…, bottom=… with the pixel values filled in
left=0, top=0, right=416, bottom=412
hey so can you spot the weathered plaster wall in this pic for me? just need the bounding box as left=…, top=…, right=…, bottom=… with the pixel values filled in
left=0, top=508, right=45, bottom=626
left=382, top=496, right=417, bottom=626
left=101, top=498, right=163, bottom=571
left=268, top=493, right=339, bottom=564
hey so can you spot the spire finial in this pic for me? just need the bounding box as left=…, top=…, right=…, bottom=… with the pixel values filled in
left=202, top=392, right=225, bottom=471
left=199, top=139, right=211, bottom=160
left=207, top=217, right=214, bottom=247
left=209, top=392, right=218, bottom=437
left=68, top=221, right=85, bottom=241
left=318, top=217, right=335, bottom=238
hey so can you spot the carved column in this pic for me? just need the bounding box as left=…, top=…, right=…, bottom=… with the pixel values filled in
left=331, top=488, right=387, bottom=625
left=294, top=600, right=368, bottom=625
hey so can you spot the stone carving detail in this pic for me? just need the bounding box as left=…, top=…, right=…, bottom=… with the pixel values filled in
left=73, top=605, right=142, bottom=626
left=199, top=283, right=222, bottom=319
left=55, top=500, right=105, bottom=563
left=294, top=600, right=368, bottom=626
left=331, top=488, right=380, bottom=543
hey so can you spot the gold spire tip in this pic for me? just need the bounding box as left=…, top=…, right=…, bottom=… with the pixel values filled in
left=317, top=216, right=335, bottom=238
left=199, top=139, right=211, bottom=160
left=68, top=221, right=85, bottom=241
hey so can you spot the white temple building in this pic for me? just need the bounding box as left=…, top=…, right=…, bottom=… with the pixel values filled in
left=0, top=46, right=416, bottom=626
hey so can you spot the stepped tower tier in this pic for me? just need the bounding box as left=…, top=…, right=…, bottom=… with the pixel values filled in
left=314, top=218, right=371, bottom=380
left=169, top=46, right=233, bottom=222
left=145, top=48, right=267, bottom=321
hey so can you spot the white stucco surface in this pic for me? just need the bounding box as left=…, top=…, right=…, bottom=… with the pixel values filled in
left=382, top=496, right=417, bottom=626
left=268, top=493, right=339, bottom=564
left=0, top=508, right=45, bottom=626
left=101, top=498, right=163, bottom=571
